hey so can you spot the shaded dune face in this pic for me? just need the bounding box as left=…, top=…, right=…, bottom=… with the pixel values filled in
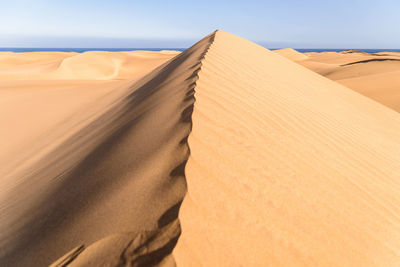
left=0, top=34, right=214, bottom=266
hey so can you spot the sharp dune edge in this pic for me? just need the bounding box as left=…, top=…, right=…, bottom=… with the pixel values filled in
left=0, top=31, right=399, bottom=266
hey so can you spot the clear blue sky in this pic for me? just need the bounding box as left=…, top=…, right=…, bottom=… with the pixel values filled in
left=0, top=0, right=399, bottom=48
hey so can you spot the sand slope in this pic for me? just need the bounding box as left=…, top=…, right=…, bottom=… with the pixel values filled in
left=174, top=31, right=400, bottom=266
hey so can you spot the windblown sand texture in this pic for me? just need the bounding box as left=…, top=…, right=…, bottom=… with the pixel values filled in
left=1, top=31, right=400, bottom=266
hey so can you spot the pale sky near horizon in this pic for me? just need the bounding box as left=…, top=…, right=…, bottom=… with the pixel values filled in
left=0, top=0, right=399, bottom=48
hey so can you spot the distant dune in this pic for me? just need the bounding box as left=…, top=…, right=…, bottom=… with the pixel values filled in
left=0, top=50, right=179, bottom=80
left=1, top=31, right=400, bottom=266
left=278, top=48, right=400, bottom=112
left=274, top=48, right=309, bottom=61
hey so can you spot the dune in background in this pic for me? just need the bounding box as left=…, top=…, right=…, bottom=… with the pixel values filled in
left=0, top=50, right=180, bottom=80
left=1, top=31, right=400, bottom=266
left=274, top=48, right=309, bottom=61
left=275, top=48, right=400, bottom=112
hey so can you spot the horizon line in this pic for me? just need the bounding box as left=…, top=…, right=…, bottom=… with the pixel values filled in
left=1, top=47, right=400, bottom=51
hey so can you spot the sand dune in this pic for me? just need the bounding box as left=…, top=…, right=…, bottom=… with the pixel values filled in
left=1, top=31, right=400, bottom=266
left=274, top=48, right=309, bottom=61
left=338, top=70, right=400, bottom=112
left=174, top=31, right=400, bottom=266
left=0, top=52, right=75, bottom=68
left=0, top=50, right=179, bottom=80
left=280, top=49, right=400, bottom=112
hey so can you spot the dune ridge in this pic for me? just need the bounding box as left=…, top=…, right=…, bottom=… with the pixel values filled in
left=174, top=31, right=400, bottom=266
left=0, top=32, right=214, bottom=266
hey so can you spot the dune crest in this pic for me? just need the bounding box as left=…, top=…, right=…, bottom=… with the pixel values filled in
left=174, top=31, right=400, bottom=266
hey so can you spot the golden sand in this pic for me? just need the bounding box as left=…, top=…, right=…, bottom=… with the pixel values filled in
left=1, top=32, right=399, bottom=266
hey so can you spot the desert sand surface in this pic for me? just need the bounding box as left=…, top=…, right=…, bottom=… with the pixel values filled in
left=1, top=31, right=400, bottom=266
left=275, top=48, right=400, bottom=112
